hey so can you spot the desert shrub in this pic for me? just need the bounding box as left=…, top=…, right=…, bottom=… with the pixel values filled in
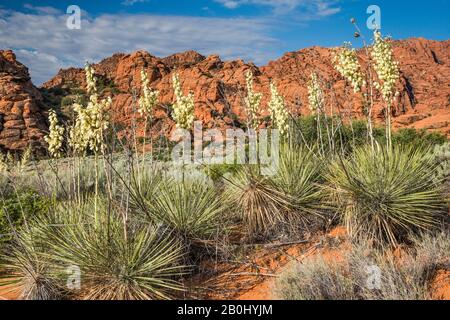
left=325, top=145, right=447, bottom=247
left=291, top=116, right=446, bottom=154
left=0, top=191, right=52, bottom=244
left=275, top=256, right=356, bottom=300
left=0, top=198, right=188, bottom=300
left=432, top=143, right=450, bottom=190
left=393, top=128, right=447, bottom=147
left=275, top=231, right=450, bottom=300
left=60, top=96, right=74, bottom=108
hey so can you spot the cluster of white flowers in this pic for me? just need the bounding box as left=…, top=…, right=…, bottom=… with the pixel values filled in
left=172, top=73, right=195, bottom=130
left=139, top=69, right=159, bottom=116
left=69, top=64, right=112, bottom=154
left=333, top=42, right=365, bottom=93
left=371, top=31, right=400, bottom=102
left=44, top=109, right=65, bottom=158
left=307, top=73, right=324, bottom=114
left=268, top=82, right=289, bottom=137
left=85, top=63, right=97, bottom=95
left=244, top=71, right=263, bottom=130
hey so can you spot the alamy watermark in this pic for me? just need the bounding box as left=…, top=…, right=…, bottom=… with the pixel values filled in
left=366, top=265, right=382, bottom=290
left=66, top=5, right=81, bottom=30
left=170, top=121, right=280, bottom=176
left=367, top=5, right=381, bottom=30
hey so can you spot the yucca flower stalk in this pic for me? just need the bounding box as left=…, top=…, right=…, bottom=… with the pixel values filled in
left=307, top=73, right=326, bottom=155
left=371, top=30, right=400, bottom=149
left=44, top=110, right=65, bottom=159
left=333, top=43, right=365, bottom=93
left=268, top=82, right=290, bottom=139
left=334, top=42, right=376, bottom=148
left=69, top=64, right=112, bottom=222
left=139, top=69, right=159, bottom=163
left=172, top=73, right=195, bottom=130
left=244, top=70, right=263, bottom=130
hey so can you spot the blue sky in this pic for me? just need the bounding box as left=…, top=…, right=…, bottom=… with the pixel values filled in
left=0, top=0, right=449, bottom=85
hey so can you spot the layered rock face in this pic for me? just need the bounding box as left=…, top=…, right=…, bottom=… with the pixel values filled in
left=0, top=50, right=47, bottom=153
left=42, top=38, right=450, bottom=140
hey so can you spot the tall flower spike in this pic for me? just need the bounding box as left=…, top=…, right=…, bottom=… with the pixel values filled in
left=139, top=69, right=159, bottom=116
left=85, top=64, right=97, bottom=95
left=268, top=82, right=289, bottom=138
left=44, top=109, right=65, bottom=158
left=244, top=70, right=263, bottom=130
left=371, top=31, right=400, bottom=102
left=333, top=42, right=365, bottom=93
left=308, top=73, right=324, bottom=114
left=69, top=65, right=112, bottom=155
left=172, top=72, right=195, bottom=130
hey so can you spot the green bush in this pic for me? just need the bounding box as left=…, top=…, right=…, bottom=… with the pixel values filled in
left=291, top=116, right=446, bottom=153
left=0, top=191, right=52, bottom=244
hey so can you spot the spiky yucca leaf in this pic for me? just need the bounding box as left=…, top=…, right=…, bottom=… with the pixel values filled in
left=272, top=145, right=326, bottom=225
left=325, top=145, right=447, bottom=247
left=145, top=177, right=225, bottom=242
left=223, top=166, right=291, bottom=236
left=34, top=199, right=187, bottom=300
left=0, top=227, right=64, bottom=300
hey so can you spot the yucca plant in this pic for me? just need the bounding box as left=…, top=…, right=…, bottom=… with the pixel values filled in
left=0, top=227, right=64, bottom=300
left=143, top=176, right=225, bottom=244
left=223, top=165, right=290, bottom=237
left=325, top=145, right=447, bottom=247
left=272, top=144, right=326, bottom=228
left=29, top=199, right=186, bottom=300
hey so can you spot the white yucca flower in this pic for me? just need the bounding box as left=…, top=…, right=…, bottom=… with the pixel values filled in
left=85, top=64, right=97, bottom=95
left=244, top=70, right=263, bottom=130
left=85, top=95, right=112, bottom=153
left=371, top=31, right=400, bottom=102
left=69, top=103, right=89, bottom=155
left=69, top=64, right=112, bottom=155
left=172, top=72, right=195, bottom=130
left=333, top=42, right=365, bottom=93
left=139, top=69, right=159, bottom=116
left=308, top=73, right=324, bottom=114
left=268, top=82, right=289, bottom=138
left=44, top=109, right=65, bottom=158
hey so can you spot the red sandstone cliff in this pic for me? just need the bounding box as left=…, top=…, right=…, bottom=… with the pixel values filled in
left=0, top=50, right=47, bottom=153
left=1, top=38, right=448, bottom=153
left=42, top=38, right=450, bottom=140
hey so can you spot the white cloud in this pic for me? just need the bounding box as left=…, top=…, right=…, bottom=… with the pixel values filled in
left=0, top=10, right=278, bottom=85
left=215, top=0, right=341, bottom=16
left=121, top=0, right=149, bottom=6
left=23, top=3, right=62, bottom=15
